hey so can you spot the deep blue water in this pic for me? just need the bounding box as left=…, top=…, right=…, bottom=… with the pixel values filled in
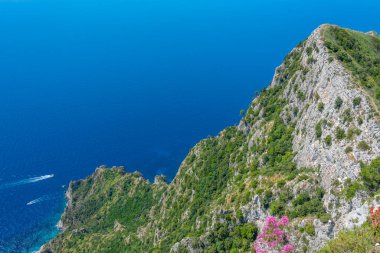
left=0, top=0, right=379, bottom=251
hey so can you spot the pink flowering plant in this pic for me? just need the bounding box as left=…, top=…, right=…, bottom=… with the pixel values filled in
left=252, top=216, right=295, bottom=253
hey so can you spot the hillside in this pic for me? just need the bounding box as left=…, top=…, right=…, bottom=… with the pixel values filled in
left=39, top=24, right=380, bottom=253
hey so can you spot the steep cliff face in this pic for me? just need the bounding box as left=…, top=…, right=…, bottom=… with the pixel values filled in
left=251, top=24, right=380, bottom=249
left=40, top=25, right=380, bottom=253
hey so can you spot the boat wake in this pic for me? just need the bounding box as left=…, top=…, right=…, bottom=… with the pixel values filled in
left=26, top=195, right=52, bottom=206
left=0, top=174, right=54, bottom=190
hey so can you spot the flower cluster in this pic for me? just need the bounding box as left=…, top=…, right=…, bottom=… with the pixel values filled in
left=369, top=206, right=380, bottom=232
left=253, top=216, right=295, bottom=253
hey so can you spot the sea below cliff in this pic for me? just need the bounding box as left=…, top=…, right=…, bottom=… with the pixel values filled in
left=0, top=0, right=378, bottom=252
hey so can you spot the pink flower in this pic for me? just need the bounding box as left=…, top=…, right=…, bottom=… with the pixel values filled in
left=282, top=244, right=295, bottom=253
left=252, top=216, right=295, bottom=253
left=278, top=216, right=289, bottom=226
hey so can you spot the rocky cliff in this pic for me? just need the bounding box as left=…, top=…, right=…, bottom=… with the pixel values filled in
left=39, top=24, right=380, bottom=253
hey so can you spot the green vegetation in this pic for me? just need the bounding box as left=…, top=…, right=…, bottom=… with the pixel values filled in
left=335, top=127, right=346, bottom=140
left=297, top=90, right=306, bottom=101
left=318, top=102, right=324, bottom=112
left=315, top=120, right=323, bottom=138
left=323, top=26, right=380, bottom=109
left=341, top=108, right=352, bottom=123
left=307, top=57, right=316, bottom=65
left=306, top=47, right=313, bottom=56
left=154, top=127, right=249, bottom=251
left=334, top=96, right=343, bottom=110
left=344, top=146, right=353, bottom=153
left=360, top=157, right=380, bottom=194
left=206, top=223, right=258, bottom=252
left=304, top=223, right=315, bottom=236
left=288, top=189, right=329, bottom=221
left=357, top=116, right=364, bottom=125
left=346, top=127, right=361, bottom=140
left=343, top=157, right=380, bottom=199
left=357, top=141, right=370, bottom=151
left=46, top=168, right=168, bottom=252
left=343, top=180, right=362, bottom=200
left=352, top=97, right=362, bottom=107
left=42, top=25, right=380, bottom=253
left=317, top=223, right=378, bottom=253
left=324, top=135, right=332, bottom=146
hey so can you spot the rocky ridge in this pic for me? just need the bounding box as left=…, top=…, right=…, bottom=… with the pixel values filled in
left=39, top=24, right=380, bottom=253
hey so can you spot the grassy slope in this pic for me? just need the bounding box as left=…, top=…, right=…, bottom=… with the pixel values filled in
left=44, top=168, right=168, bottom=252
left=317, top=223, right=379, bottom=253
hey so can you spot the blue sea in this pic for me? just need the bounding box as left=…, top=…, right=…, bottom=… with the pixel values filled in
left=0, top=0, right=379, bottom=251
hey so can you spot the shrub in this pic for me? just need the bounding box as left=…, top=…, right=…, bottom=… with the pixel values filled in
left=344, top=146, right=353, bottom=153
left=315, top=121, right=323, bottom=138
left=369, top=206, right=380, bottom=233
left=335, top=127, right=346, bottom=140
left=317, top=223, right=377, bottom=253
left=346, top=128, right=361, bottom=140
left=289, top=190, right=327, bottom=219
left=297, top=91, right=306, bottom=101
left=344, top=181, right=362, bottom=200
left=317, top=102, right=324, bottom=112
left=376, top=86, right=380, bottom=100
left=341, top=109, right=352, bottom=123
left=305, top=223, right=315, bottom=236
left=270, top=201, right=285, bottom=216
left=262, top=190, right=273, bottom=208
left=324, top=135, right=332, bottom=146
left=357, top=116, right=363, bottom=125
left=360, top=157, right=380, bottom=194
left=306, top=47, right=313, bottom=56
left=293, top=107, right=299, bottom=116
left=357, top=141, right=370, bottom=151
left=335, top=96, right=343, bottom=109
left=292, top=192, right=310, bottom=206
left=307, top=57, right=316, bottom=65
left=253, top=216, right=295, bottom=253
left=352, top=97, right=362, bottom=107
left=319, top=213, right=331, bottom=223
left=208, top=222, right=258, bottom=251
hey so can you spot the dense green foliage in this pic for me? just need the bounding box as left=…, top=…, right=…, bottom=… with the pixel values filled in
left=155, top=127, right=248, bottom=251
left=343, top=156, right=380, bottom=199
left=317, top=223, right=378, bottom=253
left=46, top=168, right=168, bottom=252
left=360, top=157, right=380, bottom=195
left=206, top=223, right=258, bottom=252
left=334, top=97, right=343, bottom=110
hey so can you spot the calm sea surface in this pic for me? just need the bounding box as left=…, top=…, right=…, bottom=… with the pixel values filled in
left=0, top=0, right=378, bottom=251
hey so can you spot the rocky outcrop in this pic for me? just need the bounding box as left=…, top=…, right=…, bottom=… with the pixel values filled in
left=282, top=25, right=379, bottom=248
left=39, top=24, right=380, bottom=253
left=238, top=24, right=380, bottom=251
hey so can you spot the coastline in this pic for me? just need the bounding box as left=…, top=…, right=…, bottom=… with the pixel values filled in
left=33, top=190, right=68, bottom=253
